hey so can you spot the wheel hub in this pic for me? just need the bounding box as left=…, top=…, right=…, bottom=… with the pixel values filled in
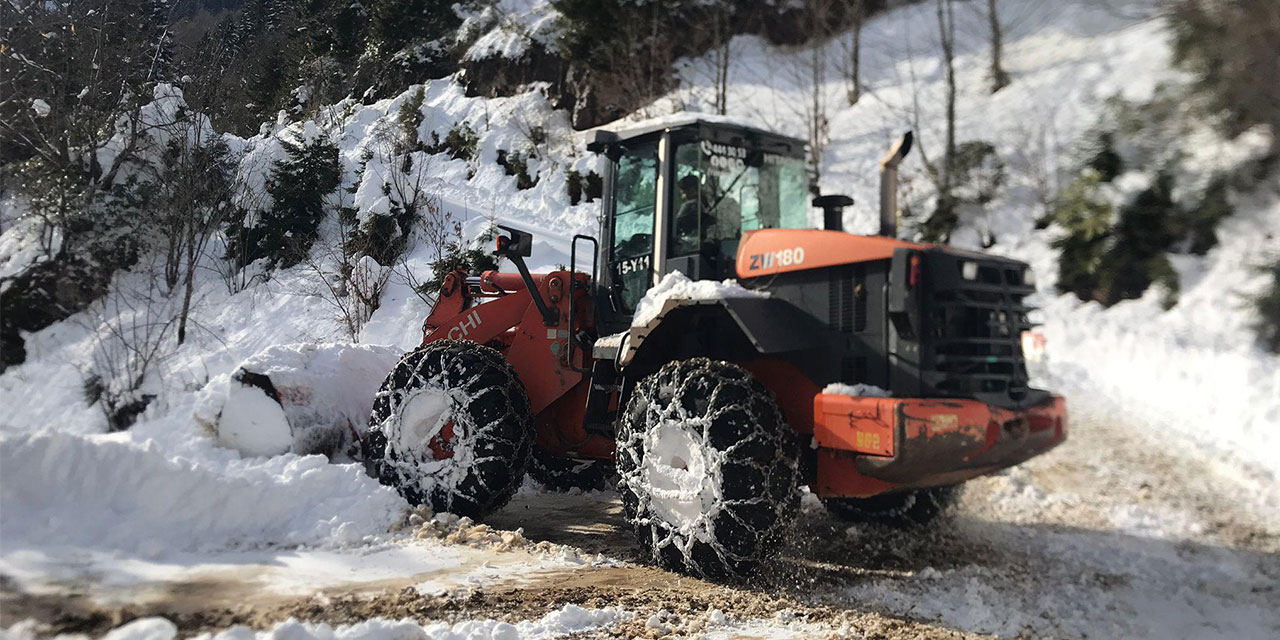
left=397, top=388, right=458, bottom=462
left=642, top=423, right=717, bottom=532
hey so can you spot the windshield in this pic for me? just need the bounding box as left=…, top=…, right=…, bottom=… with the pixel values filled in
left=670, top=140, right=809, bottom=256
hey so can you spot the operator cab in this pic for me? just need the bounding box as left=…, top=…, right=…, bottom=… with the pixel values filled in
left=588, top=118, right=810, bottom=333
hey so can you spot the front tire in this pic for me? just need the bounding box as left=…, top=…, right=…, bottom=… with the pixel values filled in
left=363, top=340, right=533, bottom=518
left=617, top=359, right=799, bottom=581
left=821, top=485, right=962, bottom=527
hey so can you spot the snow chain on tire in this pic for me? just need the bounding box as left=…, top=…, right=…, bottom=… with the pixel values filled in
left=617, top=358, right=800, bottom=581
left=363, top=340, right=533, bottom=519
left=821, top=485, right=962, bottom=527
left=527, top=448, right=617, bottom=492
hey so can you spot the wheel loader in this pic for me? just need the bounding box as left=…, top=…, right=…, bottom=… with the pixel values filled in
left=359, top=117, right=1067, bottom=580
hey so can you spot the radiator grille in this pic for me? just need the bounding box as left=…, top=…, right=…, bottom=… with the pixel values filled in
left=928, top=261, right=1034, bottom=402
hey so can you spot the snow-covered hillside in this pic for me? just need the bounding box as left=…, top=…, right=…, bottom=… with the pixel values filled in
left=2, top=0, right=1278, bottom=638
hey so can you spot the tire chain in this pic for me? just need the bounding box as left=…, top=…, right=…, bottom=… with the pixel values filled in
left=365, top=340, right=533, bottom=518
left=617, top=358, right=800, bottom=581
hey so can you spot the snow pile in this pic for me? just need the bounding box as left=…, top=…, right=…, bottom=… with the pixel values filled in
left=631, top=271, right=769, bottom=327
left=0, top=429, right=404, bottom=554
left=30, top=604, right=629, bottom=640
left=195, top=343, right=404, bottom=457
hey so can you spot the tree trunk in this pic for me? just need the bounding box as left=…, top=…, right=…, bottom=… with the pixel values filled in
left=848, top=2, right=863, bottom=105
left=714, top=7, right=730, bottom=115
left=940, top=0, right=957, bottom=197
left=988, top=0, right=1010, bottom=92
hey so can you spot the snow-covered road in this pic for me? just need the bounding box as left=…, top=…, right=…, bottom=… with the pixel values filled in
left=5, top=388, right=1277, bottom=639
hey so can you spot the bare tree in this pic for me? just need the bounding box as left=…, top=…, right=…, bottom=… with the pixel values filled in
left=299, top=222, right=390, bottom=341
left=148, top=117, right=238, bottom=345
left=789, top=0, right=839, bottom=190
left=708, top=3, right=733, bottom=115
left=987, top=0, right=1011, bottom=92
left=839, top=0, right=866, bottom=105
left=84, top=264, right=180, bottom=431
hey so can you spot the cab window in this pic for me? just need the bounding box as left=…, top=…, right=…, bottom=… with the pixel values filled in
left=670, top=141, right=808, bottom=257
left=611, top=143, right=658, bottom=311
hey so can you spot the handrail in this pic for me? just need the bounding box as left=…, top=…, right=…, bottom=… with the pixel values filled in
left=567, top=234, right=599, bottom=375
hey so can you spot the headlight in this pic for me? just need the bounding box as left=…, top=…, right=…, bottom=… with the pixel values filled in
left=961, top=261, right=978, bottom=280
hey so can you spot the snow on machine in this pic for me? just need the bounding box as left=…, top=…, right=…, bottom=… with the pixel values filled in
left=219, top=118, right=1068, bottom=580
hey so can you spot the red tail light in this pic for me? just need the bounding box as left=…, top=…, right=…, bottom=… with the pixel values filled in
left=909, top=253, right=922, bottom=287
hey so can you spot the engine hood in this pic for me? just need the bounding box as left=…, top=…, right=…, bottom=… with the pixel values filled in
left=736, top=229, right=930, bottom=278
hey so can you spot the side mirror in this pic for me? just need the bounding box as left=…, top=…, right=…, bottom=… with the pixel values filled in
left=495, top=225, right=533, bottom=258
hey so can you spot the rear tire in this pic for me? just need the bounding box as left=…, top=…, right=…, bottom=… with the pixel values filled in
left=821, top=485, right=961, bottom=527
left=363, top=340, right=533, bottom=518
left=617, top=358, right=799, bottom=581
left=527, top=448, right=616, bottom=492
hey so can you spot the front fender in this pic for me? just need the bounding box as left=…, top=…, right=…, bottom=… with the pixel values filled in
left=617, top=296, right=831, bottom=377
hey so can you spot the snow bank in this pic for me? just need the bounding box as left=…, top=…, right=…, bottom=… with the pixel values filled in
left=0, top=429, right=404, bottom=554
left=631, top=271, right=768, bottom=327
left=54, top=605, right=628, bottom=640
left=195, top=343, right=404, bottom=457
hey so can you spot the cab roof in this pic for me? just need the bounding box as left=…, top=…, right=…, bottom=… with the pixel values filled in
left=587, top=114, right=806, bottom=158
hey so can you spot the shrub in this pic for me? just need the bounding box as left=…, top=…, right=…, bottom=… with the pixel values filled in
left=1252, top=261, right=1280, bottom=353
left=567, top=169, right=603, bottom=205
left=1053, top=170, right=1183, bottom=308
left=1085, top=132, right=1123, bottom=183
left=1176, top=175, right=1233, bottom=255
left=422, top=235, right=500, bottom=296
left=496, top=149, right=538, bottom=190
left=1050, top=172, right=1115, bottom=302
left=396, top=87, right=426, bottom=152
left=920, top=140, right=1005, bottom=242
left=428, top=122, right=480, bottom=163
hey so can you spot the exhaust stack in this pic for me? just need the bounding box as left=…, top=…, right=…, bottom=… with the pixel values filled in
left=879, top=131, right=914, bottom=238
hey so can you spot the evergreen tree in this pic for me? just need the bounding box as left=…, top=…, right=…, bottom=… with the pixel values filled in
left=229, top=134, right=341, bottom=268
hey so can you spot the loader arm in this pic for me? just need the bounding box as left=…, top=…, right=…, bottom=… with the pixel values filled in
left=420, top=267, right=593, bottom=416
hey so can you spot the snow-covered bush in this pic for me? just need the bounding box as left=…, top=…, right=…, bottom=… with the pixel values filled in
left=422, top=243, right=500, bottom=300
left=497, top=148, right=539, bottom=190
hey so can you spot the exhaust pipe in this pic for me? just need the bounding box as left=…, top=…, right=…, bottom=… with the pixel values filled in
left=879, top=131, right=913, bottom=238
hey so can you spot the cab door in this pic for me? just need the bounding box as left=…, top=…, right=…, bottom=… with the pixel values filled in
left=598, top=142, right=659, bottom=333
